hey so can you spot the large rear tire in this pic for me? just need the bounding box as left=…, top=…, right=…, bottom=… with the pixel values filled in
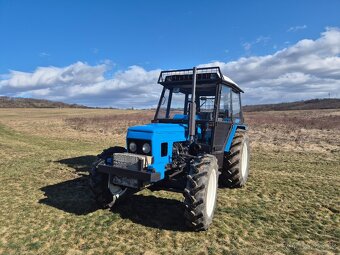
left=219, top=130, right=250, bottom=188
left=184, top=154, right=219, bottom=231
left=89, top=146, right=128, bottom=208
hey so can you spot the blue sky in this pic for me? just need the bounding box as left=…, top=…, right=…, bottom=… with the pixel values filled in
left=0, top=0, right=340, bottom=107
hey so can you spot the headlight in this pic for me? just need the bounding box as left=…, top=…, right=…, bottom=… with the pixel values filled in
left=129, top=142, right=137, bottom=152
left=142, top=143, right=151, bottom=154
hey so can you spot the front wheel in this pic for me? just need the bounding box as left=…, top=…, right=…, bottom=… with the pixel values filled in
left=183, top=154, right=219, bottom=231
left=89, top=146, right=131, bottom=208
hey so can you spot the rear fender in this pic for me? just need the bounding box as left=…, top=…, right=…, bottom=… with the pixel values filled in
left=224, top=124, right=247, bottom=152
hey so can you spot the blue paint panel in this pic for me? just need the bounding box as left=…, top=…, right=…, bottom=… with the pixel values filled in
left=224, top=124, right=247, bottom=152
left=128, top=123, right=187, bottom=134
left=127, top=123, right=188, bottom=179
left=173, top=114, right=188, bottom=120
left=172, top=114, right=202, bottom=120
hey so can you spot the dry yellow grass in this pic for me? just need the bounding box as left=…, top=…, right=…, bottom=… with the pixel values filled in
left=0, top=108, right=339, bottom=255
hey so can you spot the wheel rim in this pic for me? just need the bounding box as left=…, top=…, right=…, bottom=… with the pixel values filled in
left=206, top=168, right=217, bottom=218
left=241, top=143, right=248, bottom=178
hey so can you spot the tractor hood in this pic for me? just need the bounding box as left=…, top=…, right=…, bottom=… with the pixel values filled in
left=128, top=123, right=187, bottom=134
left=126, top=123, right=188, bottom=180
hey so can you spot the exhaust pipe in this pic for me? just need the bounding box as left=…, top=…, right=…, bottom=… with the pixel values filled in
left=188, top=67, right=197, bottom=143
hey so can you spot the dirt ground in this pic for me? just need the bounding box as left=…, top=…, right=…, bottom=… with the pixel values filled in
left=0, top=108, right=339, bottom=254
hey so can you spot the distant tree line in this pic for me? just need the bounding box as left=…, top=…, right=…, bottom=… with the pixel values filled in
left=242, top=98, right=340, bottom=112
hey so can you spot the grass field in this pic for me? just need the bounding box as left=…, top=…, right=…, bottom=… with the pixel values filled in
left=0, top=108, right=339, bottom=255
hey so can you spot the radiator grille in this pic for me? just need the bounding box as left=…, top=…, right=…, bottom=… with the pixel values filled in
left=112, top=153, right=151, bottom=171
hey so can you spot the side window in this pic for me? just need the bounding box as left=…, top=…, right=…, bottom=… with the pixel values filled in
left=156, top=88, right=170, bottom=119
left=219, top=85, right=231, bottom=118
left=169, top=90, right=186, bottom=118
left=232, top=91, right=241, bottom=119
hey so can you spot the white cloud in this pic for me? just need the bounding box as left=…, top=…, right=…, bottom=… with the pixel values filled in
left=39, top=52, right=50, bottom=57
left=242, top=36, right=270, bottom=51
left=200, top=27, right=340, bottom=104
left=1, top=27, right=340, bottom=107
left=287, top=25, right=307, bottom=32
left=1, top=61, right=107, bottom=90
left=242, top=42, right=252, bottom=51
left=0, top=63, right=161, bottom=107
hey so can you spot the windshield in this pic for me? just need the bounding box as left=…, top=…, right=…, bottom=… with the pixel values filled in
left=155, top=87, right=217, bottom=121
left=156, top=88, right=188, bottom=119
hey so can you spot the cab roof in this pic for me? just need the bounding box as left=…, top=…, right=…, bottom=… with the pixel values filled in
left=158, top=67, right=243, bottom=93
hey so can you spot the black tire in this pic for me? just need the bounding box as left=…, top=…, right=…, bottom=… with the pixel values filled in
left=89, top=146, right=126, bottom=208
left=219, top=130, right=250, bottom=188
left=183, top=154, right=219, bottom=231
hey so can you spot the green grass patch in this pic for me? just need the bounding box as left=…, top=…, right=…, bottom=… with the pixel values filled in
left=0, top=112, right=339, bottom=254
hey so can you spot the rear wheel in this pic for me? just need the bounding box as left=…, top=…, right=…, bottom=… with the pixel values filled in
left=89, top=146, right=130, bottom=208
left=219, top=130, right=250, bottom=188
left=184, top=154, right=219, bottom=231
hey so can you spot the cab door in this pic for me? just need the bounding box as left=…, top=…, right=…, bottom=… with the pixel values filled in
left=212, top=85, right=232, bottom=152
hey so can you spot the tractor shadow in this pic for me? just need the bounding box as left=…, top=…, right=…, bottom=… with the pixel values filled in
left=39, top=155, right=98, bottom=215
left=112, top=194, right=187, bottom=231
left=39, top=175, right=99, bottom=215
left=39, top=155, right=188, bottom=231
left=56, top=155, right=97, bottom=173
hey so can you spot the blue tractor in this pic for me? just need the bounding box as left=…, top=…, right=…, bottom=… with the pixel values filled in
left=90, top=67, right=250, bottom=231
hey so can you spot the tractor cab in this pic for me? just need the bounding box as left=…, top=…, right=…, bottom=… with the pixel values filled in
left=153, top=67, right=246, bottom=164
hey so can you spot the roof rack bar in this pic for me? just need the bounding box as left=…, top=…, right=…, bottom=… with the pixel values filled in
left=157, top=66, right=243, bottom=93
left=157, top=67, right=223, bottom=83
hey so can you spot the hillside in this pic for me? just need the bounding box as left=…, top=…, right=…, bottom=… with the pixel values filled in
left=243, top=98, right=340, bottom=112
left=0, top=96, right=89, bottom=108
left=1, top=96, right=340, bottom=111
